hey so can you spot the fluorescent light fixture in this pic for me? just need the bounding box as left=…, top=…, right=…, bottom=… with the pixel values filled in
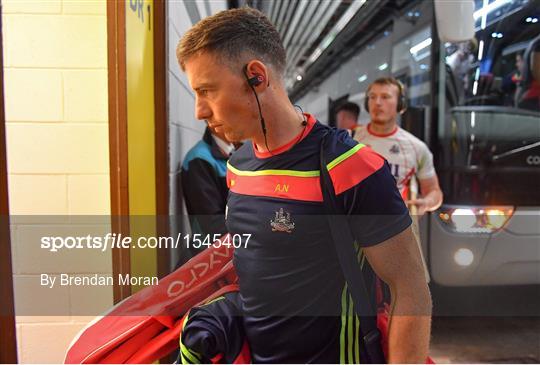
left=333, top=0, right=366, bottom=33
left=526, top=17, right=533, bottom=22
left=306, top=0, right=367, bottom=67
left=307, top=48, right=323, bottom=64
left=533, top=18, right=539, bottom=23
left=471, top=111, right=476, bottom=128
left=491, top=32, right=503, bottom=38
left=413, top=51, right=431, bottom=62
left=410, top=37, right=432, bottom=54
left=481, top=0, right=489, bottom=29
left=378, top=63, right=388, bottom=71
left=473, top=80, right=478, bottom=95
left=473, top=0, right=512, bottom=20
left=296, top=75, right=303, bottom=81
left=358, top=74, right=367, bottom=83
left=478, top=40, right=484, bottom=60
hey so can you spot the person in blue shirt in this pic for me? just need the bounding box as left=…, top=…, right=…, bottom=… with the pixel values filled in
left=176, top=7, right=431, bottom=363
left=181, top=125, right=235, bottom=257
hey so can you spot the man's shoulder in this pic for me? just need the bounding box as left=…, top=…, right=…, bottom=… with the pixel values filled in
left=183, top=139, right=212, bottom=168
left=396, top=127, right=430, bottom=150
left=352, top=124, right=369, bottom=142
left=324, top=127, right=386, bottom=195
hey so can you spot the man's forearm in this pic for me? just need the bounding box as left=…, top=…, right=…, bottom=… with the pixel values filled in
left=387, top=284, right=432, bottom=363
left=423, top=189, right=443, bottom=212
left=387, top=314, right=431, bottom=363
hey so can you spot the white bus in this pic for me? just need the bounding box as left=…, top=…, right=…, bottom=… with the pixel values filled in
left=288, top=0, right=540, bottom=286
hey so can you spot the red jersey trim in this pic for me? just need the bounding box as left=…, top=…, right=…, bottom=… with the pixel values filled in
left=253, top=113, right=316, bottom=158
left=328, top=145, right=385, bottom=195
left=228, top=170, right=322, bottom=202
left=227, top=144, right=385, bottom=201
left=367, top=123, right=398, bottom=137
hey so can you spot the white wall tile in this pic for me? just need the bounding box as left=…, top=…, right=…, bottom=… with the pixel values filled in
left=6, top=123, right=109, bottom=174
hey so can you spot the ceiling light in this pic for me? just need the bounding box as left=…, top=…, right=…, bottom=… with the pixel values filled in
left=358, top=74, right=367, bottom=83
left=413, top=51, right=431, bottom=62
left=305, top=0, right=367, bottom=67
left=410, top=37, right=432, bottom=54
left=296, top=75, right=303, bottom=81
left=478, top=40, right=485, bottom=60
left=378, top=63, right=388, bottom=71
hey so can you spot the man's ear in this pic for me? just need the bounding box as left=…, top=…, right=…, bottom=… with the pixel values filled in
left=245, top=60, right=270, bottom=88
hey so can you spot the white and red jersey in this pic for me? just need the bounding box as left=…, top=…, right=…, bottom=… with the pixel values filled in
left=352, top=123, right=436, bottom=195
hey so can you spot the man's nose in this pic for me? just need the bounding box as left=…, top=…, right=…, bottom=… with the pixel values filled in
left=369, top=97, right=381, bottom=108
left=195, top=98, right=211, bottom=121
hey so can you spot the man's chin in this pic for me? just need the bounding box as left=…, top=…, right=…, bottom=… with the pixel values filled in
left=224, top=131, right=243, bottom=143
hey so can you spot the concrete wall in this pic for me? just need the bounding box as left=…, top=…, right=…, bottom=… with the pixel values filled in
left=2, top=0, right=112, bottom=362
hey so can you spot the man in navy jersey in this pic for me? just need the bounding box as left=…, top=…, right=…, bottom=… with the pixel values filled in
left=177, top=7, right=431, bottom=363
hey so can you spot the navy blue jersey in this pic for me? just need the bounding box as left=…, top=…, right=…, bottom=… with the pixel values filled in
left=226, top=114, right=411, bottom=363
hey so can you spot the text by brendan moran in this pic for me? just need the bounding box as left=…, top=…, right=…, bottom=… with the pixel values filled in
left=40, top=273, right=158, bottom=288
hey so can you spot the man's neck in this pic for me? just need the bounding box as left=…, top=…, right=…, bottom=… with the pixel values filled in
left=252, top=99, right=305, bottom=153
left=369, top=119, right=397, bottom=135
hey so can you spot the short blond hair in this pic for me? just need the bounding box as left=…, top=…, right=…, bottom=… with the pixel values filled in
left=176, top=7, right=286, bottom=75
left=367, top=77, right=405, bottom=97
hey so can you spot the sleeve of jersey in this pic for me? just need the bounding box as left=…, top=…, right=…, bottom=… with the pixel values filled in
left=416, top=143, right=436, bottom=180
left=332, top=146, right=412, bottom=247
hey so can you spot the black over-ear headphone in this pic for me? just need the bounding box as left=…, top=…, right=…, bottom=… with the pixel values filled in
left=364, top=80, right=407, bottom=113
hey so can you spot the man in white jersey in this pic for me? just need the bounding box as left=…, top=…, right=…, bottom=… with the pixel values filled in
left=353, top=77, right=443, bottom=215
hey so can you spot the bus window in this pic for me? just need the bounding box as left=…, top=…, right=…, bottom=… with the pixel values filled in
left=392, top=26, right=432, bottom=108
left=443, top=0, right=540, bottom=110
left=438, top=0, right=540, bottom=206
